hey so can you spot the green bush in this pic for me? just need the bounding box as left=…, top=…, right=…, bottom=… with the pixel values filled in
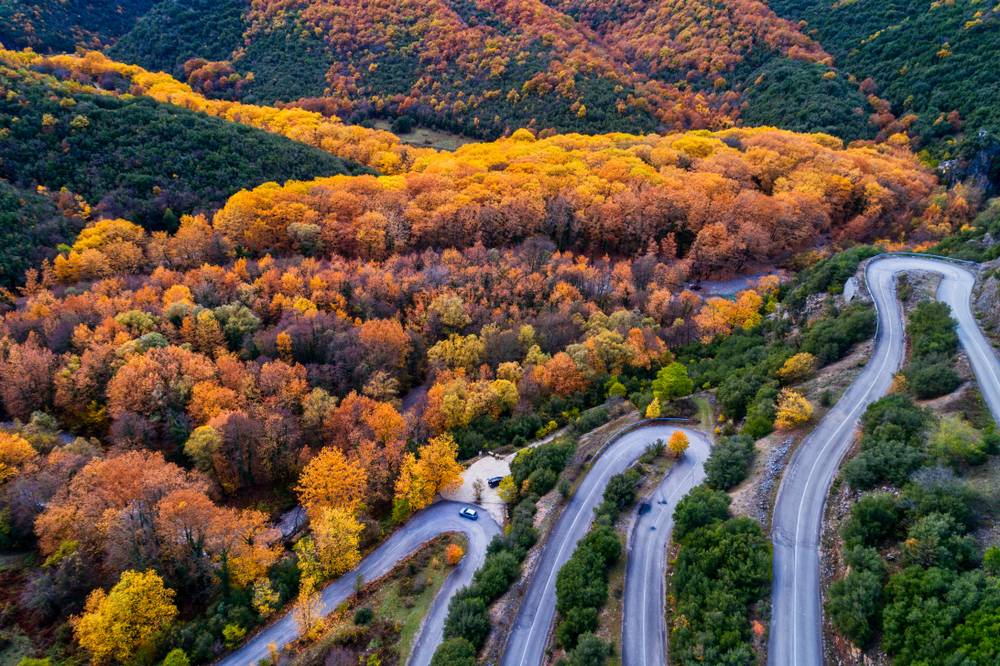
left=442, top=594, right=491, bottom=649
left=673, top=485, right=731, bottom=541
left=929, top=416, right=988, bottom=468
left=559, top=633, right=614, bottom=666
left=704, top=435, right=756, bottom=490
left=430, top=637, right=477, bottom=666
left=554, top=524, right=622, bottom=648
left=907, top=359, right=962, bottom=400
left=842, top=493, right=902, bottom=549
left=670, top=517, right=771, bottom=665
left=782, top=246, right=881, bottom=312
left=826, top=568, right=884, bottom=647
left=801, top=304, right=876, bottom=364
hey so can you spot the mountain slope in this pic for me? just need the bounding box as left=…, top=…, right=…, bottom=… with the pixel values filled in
left=0, top=49, right=361, bottom=255
left=0, top=0, right=163, bottom=51
left=4, top=0, right=882, bottom=141
left=769, top=0, right=1000, bottom=170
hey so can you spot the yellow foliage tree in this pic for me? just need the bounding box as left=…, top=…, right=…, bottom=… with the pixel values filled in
left=292, top=576, right=325, bottom=641
left=393, top=434, right=463, bottom=517
left=0, top=431, right=37, bottom=484
left=645, top=396, right=662, bottom=419
left=497, top=475, right=518, bottom=504
left=312, top=506, right=364, bottom=578
left=777, top=352, right=817, bottom=384
left=73, top=570, right=178, bottom=664
left=668, top=430, right=689, bottom=458
left=296, top=447, right=368, bottom=517
left=775, top=389, right=814, bottom=430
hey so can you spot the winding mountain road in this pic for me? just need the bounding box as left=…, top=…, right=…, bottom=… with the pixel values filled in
left=216, top=501, right=500, bottom=666
left=622, top=431, right=711, bottom=666
left=501, top=422, right=706, bottom=666
left=768, top=254, right=1000, bottom=666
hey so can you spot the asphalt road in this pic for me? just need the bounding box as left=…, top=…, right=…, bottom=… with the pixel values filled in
left=768, top=255, right=1000, bottom=666
left=621, top=430, right=711, bottom=666
left=501, top=422, right=702, bottom=666
left=217, top=500, right=500, bottom=666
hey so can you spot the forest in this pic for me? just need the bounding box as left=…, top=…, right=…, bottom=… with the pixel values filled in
left=769, top=0, right=1000, bottom=171
left=1, top=0, right=884, bottom=142
left=0, top=2, right=998, bottom=664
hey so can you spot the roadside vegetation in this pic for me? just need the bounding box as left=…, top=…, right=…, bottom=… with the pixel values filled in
left=826, top=283, right=1000, bottom=663
left=668, top=487, right=771, bottom=664
left=283, top=534, right=467, bottom=666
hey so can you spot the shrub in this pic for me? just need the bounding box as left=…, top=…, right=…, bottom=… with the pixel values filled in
left=572, top=407, right=611, bottom=435
left=902, top=468, right=979, bottom=531
left=705, top=435, right=756, bottom=490
left=442, top=594, right=490, bottom=649
left=431, top=638, right=477, bottom=666
left=595, top=468, right=641, bottom=523
left=906, top=359, right=962, bottom=399
left=673, top=485, right=730, bottom=541
left=561, top=633, right=613, bottom=666
left=445, top=543, right=465, bottom=566
left=777, top=352, right=817, bottom=383
left=843, top=439, right=927, bottom=490
left=652, top=362, right=694, bottom=402
left=801, top=304, right=876, bottom=364
left=826, top=568, right=883, bottom=647
left=929, top=415, right=987, bottom=467
left=774, top=389, right=813, bottom=430
left=900, top=512, right=977, bottom=570
left=842, top=493, right=902, bottom=549
left=554, top=525, right=621, bottom=648
left=352, top=607, right=373, bottom=625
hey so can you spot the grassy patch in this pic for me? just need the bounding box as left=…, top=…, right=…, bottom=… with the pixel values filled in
left=287, top=534, right=466, bottom=666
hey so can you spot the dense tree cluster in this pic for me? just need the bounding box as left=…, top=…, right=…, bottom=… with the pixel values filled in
left=0, top=0, right=159, bottom=52
left=902, top=300, right=962, bottom=400
left=828, top=393, right=1000, bottom=663
left=200, top=127, right=945, bottom=276
left=669, top=486, right=771, bottom=664
left=31, top=50, right=429, bottom=175
left=769, top=0, right=1000, bottom=169
left=0, top=49, right=357, bottom=271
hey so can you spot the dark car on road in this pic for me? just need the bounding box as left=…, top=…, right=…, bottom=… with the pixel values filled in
left=487, top=476, right=504, bottom=488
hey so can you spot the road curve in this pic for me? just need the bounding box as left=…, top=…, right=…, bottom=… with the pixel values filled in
left=501, top=422, right=705, bottom=666
left=217, top=500, right=500, bottom=666
left=622, top=431, right=711, bottom=666
left=768, top=254, right=1000, bottom=666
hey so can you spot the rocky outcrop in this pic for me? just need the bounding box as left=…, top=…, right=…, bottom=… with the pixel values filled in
left=974, top=259, right=1000, bottom=334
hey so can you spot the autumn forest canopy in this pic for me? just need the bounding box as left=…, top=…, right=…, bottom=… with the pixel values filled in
left=0, top=1, right=999, bottom=665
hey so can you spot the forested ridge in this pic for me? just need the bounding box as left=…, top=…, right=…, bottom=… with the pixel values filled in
left=2, top=0, right=882, bottom=141
left=769, top=0, right=1000, bottom=176
left=0, top=48, right=362, bottom=286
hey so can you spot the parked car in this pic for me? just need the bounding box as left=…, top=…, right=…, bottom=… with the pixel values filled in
left=459, top=506, right=479, bottom=520
left=487, top=475, right=504, bottom=488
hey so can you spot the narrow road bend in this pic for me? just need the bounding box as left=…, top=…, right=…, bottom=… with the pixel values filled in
left=501, top=422, right=707, bottom=666
left=768, top=255, right=1000, bottom=666
left=621, top=431, right=711, bottom=666
left=216, top=500, right=500, bottom=666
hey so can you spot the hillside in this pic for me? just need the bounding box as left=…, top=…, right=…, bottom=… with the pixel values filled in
left=0, top=0, right=161, bottom=51
left=769, top=0, right=1000, bottom=183
left=0, top=0, right=879, bottom=141
left=0, top=48, right=363, bottom=284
